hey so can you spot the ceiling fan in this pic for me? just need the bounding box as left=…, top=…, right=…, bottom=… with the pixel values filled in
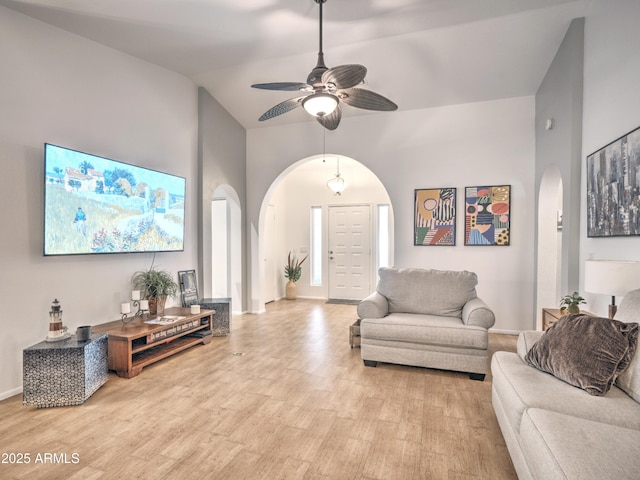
left=251, top=0, right=398, bottom=130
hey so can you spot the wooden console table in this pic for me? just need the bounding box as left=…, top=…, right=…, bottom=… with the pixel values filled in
left=93, top=307, right=214, bottom=378
left=541, top=308, right=594, bottom=331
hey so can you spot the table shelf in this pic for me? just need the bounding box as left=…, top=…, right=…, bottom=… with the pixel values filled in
left=93, top=307, right=214, bottom=378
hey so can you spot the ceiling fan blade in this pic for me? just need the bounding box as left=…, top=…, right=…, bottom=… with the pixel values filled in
left=316, top=104, right=342, bottom=131
left=322, top=64, right=367, bottom=90
left=338, top=87, right=398, bottom=111
left=258, top=96, right=306, bottom=121
left=252, top=82, right=312, bottom=92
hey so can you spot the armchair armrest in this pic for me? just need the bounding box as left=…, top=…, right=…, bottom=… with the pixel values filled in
left=462, top=297, right=495, bottom=329
left=357, top=291, right=389, bottom=319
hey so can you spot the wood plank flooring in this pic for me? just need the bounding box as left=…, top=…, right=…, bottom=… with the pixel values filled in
left=0, top=299, right=518, bottom=480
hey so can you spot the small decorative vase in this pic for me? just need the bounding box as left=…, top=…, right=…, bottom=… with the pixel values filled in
left=562, top=305, right=579, bottom=315
left=148, top=296, right=167, bottom=316
left=286, top=280, right=297, bottom=300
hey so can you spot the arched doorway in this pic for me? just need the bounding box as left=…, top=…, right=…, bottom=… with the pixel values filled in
left=256, top=154, right=394, bottom=310
left=536, top=167, right=563, bottom=329
left=211, top=185, right=242, bottom=314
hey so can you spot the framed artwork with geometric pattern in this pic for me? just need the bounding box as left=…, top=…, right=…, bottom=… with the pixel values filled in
left=464, top=185, right=510, bottom=246
left=414, top=187, right=456, bottom=246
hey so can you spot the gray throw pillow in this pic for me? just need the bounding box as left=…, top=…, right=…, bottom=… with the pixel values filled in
left=525, top=314, right=639, bottom=396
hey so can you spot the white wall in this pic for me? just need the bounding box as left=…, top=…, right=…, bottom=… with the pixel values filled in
left=248, top=97, right=536, bottom=332
left=580, top=0, right=640, bottom=316
left=0, top=7, right=198, bottom=398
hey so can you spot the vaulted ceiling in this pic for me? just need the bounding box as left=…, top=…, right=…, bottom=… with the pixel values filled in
left=1, top=0, right=591, bottom=129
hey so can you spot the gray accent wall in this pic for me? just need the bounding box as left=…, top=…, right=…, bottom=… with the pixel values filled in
left=534, top=17, right=584, bottom=321
left=198, top=88, right=247, bottom=310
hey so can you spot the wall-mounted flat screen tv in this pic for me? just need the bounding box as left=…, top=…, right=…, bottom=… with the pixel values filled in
left=44, top=143, right=186, bottom=256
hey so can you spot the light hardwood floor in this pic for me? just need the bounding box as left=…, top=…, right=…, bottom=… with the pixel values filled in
left=0, top=299, right=518, bottom=480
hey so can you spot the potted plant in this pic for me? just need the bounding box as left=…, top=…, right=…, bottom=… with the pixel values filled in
left=284, top=252, right=308, bottom=300
left=559, top=291, right=586, bottom=315
left=131, top=267, right=179, bottom=316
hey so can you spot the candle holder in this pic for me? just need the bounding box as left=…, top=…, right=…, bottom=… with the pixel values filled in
left=121, top=292, right=149, bottom=324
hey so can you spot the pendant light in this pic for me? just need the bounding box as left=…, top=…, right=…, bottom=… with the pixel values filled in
left=327, top=157, right=345, bottom=195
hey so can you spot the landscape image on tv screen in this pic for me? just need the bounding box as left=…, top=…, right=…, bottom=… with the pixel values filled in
left=44, top=143, right=186, bottom=256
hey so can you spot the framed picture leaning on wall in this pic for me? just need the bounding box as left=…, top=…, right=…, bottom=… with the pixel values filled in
left=414, top=187, right=456, bottom=246
left=464, top=185, right=510, bottom=246
left=178, top=269, right=199, bottom=307
left=586, top=125, right=640, bottom=237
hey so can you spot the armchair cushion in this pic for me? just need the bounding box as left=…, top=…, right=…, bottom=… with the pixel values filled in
left=377, top=267, right=477, bottom=317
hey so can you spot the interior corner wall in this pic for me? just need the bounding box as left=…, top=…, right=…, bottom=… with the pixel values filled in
left=0, top=7, right=198, bottom=398
left=580, top=0, right=640, bottom=316
left=534, top=17, right=584, bottom=320
left=197, top=87, right=247, bottom=310
left=247, top=97, right=536, bottom=332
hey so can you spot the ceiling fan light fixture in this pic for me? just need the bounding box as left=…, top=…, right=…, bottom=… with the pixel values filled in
left=302, top=93, right=338, bottom=117
left=251, top=0, right=396, bottom=129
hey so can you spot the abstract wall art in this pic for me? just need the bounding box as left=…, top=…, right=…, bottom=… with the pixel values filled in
left=414, top=187, right=456, bottom=246
left=587, top=125, right=640, bottom=237
left=464, top=185, right=510, bottom=246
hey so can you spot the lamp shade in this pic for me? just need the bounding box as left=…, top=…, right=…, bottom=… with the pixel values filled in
left=302, top=93, right=338, bottom=117
left=584, top=260, right=640, bottom=297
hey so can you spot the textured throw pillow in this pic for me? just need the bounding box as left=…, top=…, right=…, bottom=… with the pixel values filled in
left=525, top=314, right=639, bottom=396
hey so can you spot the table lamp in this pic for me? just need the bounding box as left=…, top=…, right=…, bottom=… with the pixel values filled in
left=584, top=260, right=640, bottom=318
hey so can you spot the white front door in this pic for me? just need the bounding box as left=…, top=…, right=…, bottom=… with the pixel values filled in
left=328, top=205, right=371, bottom=301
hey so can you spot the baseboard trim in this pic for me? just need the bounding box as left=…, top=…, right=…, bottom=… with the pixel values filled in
left=489, top=328, right=522, bottom=335
left=0, top=386, right=22, bottom=402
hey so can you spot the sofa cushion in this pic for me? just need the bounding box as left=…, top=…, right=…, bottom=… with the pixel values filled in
left=516, top=330, right=544, bottom=361
left=377, top=267, right=477, bottom=317
left=524, top=315, right=638, bottom=396
left=520, top=408, right=640, bottom=480
left=614, top=288, right=640, bottom=402
left=360, top=313, right=488, bottom=350
left=491, top=351, right=640, bottom=432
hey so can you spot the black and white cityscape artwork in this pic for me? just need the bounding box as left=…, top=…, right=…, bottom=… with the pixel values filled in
left=587, top=126, right=640, bottom=237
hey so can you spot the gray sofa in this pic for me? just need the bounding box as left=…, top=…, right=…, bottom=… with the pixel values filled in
left=357, top=267, right=496, bottom=380
left=492, top=288, right=640, bottom=480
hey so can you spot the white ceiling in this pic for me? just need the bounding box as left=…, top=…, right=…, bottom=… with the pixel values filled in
left=0, top=0, right=591, bottom=130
